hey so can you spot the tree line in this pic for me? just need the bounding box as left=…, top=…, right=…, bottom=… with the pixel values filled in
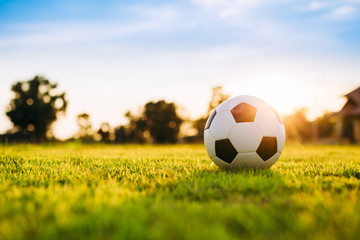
left=1, top=76, right=228, bottom=143
left=0, top=75, right=336, bottom=144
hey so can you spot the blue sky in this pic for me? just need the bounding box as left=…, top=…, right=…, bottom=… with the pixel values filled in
left=1, top=0, right=360, bottom=139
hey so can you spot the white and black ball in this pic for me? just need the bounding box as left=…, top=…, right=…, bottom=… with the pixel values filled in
left=204, top=95, right=285, bottom=169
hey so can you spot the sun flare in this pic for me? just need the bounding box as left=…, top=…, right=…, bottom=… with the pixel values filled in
left=225, top=75, right=348, bottom=120
left=226, top=77, right=306, bottom=116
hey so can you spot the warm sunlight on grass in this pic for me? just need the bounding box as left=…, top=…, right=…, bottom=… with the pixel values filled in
left=1, top=144, right=360, bottom=239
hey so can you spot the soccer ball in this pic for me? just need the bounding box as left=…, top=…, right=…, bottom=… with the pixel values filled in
left=204, top=95, right=285, bottom=169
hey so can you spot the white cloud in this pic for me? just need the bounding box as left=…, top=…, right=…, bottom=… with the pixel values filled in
left=191, top=0, right=263, bottom=17
left=0, top=20, right=170, bottom=47
left=309, top=1, right=328, bottom=10
left=0, top=5, right=180, bottom=47
left=129, top=5, right=178, bottom=19
left=331, top=5, right=356, bottom=17
left=306, top=1, right=358, bottom=20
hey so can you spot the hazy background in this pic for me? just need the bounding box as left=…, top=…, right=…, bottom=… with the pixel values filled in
left=1, top=0, right=359, bottom=139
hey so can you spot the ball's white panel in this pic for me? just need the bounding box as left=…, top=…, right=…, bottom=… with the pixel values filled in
left=276, top=124, right=286, bottom=153
left=215, top=95, right=247, bottom=113
left=262, top=152, right=281, bottom=168
left=229, top=123, right=262, bottom=153
left=271, top=106, right=283, bottom=123
left=204, top=129, right=216, bottom=158
left=231, top=152, right=266, bottom=169
left=212, top=156, right=231, bottom=169
left=254, top=107, right=280, bottom=136
left=209, top=111, right=236, bottom=140
left=231, top=152, right=280, bottom=169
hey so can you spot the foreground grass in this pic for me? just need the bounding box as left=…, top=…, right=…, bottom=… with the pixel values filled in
left=0, top=143, right=360, bottom=240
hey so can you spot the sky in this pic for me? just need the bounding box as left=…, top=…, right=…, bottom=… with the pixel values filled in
left=0, top=0, right=360, bottom=139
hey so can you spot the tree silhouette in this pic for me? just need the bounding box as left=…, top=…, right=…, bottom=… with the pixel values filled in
left=76, top=113, right=93, bottom=142
left=143, top=100, right=183, bottom=143
left=206, top=86, right=230, bottom=115
left=6, top=75, right=67, bottom=142
left=97, top=122, right=112, bottom=143
left=114, top=126, right=125, bottom=144
left=123, top=100, right=183, bottom=143
left=314, top=112, right=335, bottom=138
left=124, top=111, right=148, bottom=143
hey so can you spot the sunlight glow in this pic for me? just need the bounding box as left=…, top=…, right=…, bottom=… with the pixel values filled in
left=225, top=75, right=348, bottom=120
left=227, top=76, right=305, bottom=114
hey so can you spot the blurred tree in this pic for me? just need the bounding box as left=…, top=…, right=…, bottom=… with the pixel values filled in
left=97, top=122, right=112, bottom=143
left=6, top=75, right=67, bottom=142
left=76, top=113, right=93, bottom=142
left=206, top=86, right=230, bottom=115
left=192, top=86, right=229, bottom=141
left=123, top=100, right=183, bottom=143
left=114, top=126, right=125, bottom=144
left=124, top=111, right=148, bottom=143
left=314, top=112, right=336, bottom=138
left=283, top=108, right=312, bottom=142
left=143, top=100, right=183, bottom=143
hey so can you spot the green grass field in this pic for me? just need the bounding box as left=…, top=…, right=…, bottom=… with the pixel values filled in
left=1, top=143, right=360, bottom=240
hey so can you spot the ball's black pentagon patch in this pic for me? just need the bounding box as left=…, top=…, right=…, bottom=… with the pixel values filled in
left=215, top=139, right=238, bottom=164
left=205, top=110, right=216, bottom=130
left=230, top=103, right=257, bottom=123
left=270, top=106, right=282, bottom=123
left=256, top=137, right=277, bottom=161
